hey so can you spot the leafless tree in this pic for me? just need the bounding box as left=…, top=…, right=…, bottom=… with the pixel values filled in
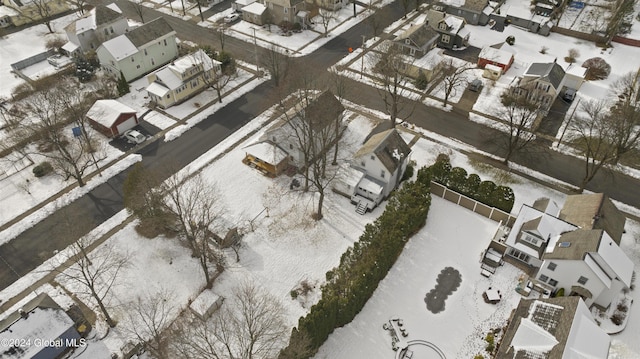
left=314, top=1, right=336, bottom=37
left=132, top=0, right=147, bottom=23
left=171, top=281, right=288, bottom=359
left=495, top=92, right=542, bottom=164
left=195, top=0, right=207, bottom=22
left=399, top=0, right=415, bottom=18
left=52, top=231, right=130, bottom=328
left=211, top=55, right=237, bottom=104
left=7, top=86, right=106, bottom=187
left=571, top=100, right=617, bottom=193
left=218, top=23, right=228, bottom=51
left=605, top=0, right=636, bottom=43
left=163, top=172, right=224, bottom=288
left=261, top=44, right=290, bottom=87
left=19, top=0, right=56, bottom=33
left=608, top=69, right=640, bottom=163
left=328, top=69, right=350, bottom=165
left=69, top=0, right=88, bottom=15
left=123, top=162, right=173, bottom=237
left=437, top=58, right=475, bottom=107
left=370, top=41, right=414, bottom=127
left=123, top=289, right=176, bottom=359
left=367, top=7, right=389, bottom=38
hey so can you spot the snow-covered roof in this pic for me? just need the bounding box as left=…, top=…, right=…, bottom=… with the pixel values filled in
left=338, top=165, right=365, bottom=189
left=563, top=299, right=611, bottom=359
left=596, top=233, right=634, bottom=288
left=172, top=49, right=220, bottom=74
left=242, top=2, right=266, bottom=15
left=0, top=5, right=19, bottom=17
left=354, top=129, right=411, bottom=173
left=0, top=307, right=75, bottom=359
left=62, top=41, right=79, bottom=53
left=458, top=26, right=470, bottom=39
left=65, top=4, right=123, bottom=34
left=86, top=99, right=136, bottom=127
left=484, top=63, right=502, bottom=72
left=444, top=15, right=464, bottom=33
left=479, top=46, right=513, bottom=65
left=100, top=35, right=138, bottom=61
left=357, top=176, right=383, bottom=195
left=244, top=141, right=289, bottom=164
left=189, top=290, right=222, bottom=318
left=412, top=48, right=443, bottom=70
left=146, top=81, right=170, bottom=97
left=235, top=0, right=256, bottom=5
left=584, top=253, right=613, bottom=288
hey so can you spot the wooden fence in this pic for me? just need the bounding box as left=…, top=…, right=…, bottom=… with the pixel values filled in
left=430, top=181, right=517, bottom=226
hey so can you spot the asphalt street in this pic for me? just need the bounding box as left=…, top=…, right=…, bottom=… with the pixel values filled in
left=0, top=0, right=639, bottom=292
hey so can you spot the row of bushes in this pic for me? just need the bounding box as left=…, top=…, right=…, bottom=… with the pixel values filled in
left=280, top=168, right=433, bottom=357
left=418, top=155, right=515, bottom=213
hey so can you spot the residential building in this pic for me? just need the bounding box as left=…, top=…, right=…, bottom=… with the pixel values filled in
left=86, top=99, right=138, bottom=138
left=510, top=62, right=565, bottom=114
left=1, top=0, right=71, bottom=27
left=477, top=45, right=514, bottom=73
left=434, top=0, right=500, bottom=25
left=393, top=22, right=439, bottom=59
left=0, top=293, right=82, bottom=359
left=496, top=297, right=610, bottom=358
left=431, top=14, right=470, bottom=50
left=63, top=3, right=129, bottom=55
left=241, top=2, right=267, bottom=25
left=146, top=49, right=222, bottom=109
left=504, top=194, right=633, bottom=310
left=243, top=91, right=344, bottom=177
left=334, top=128, right=412, bottom=213
left=96, top=17, right=178, bottom=82
left=0, top=5, right=19, bottom=27
left=262, top=0, right=307, bottom=25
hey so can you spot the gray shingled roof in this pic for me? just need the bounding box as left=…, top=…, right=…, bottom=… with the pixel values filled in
left=559, top=193, right=626, bottom=244
left=126, top=17, right=175, bottom=48
left=395, top=24, right=439, bottom=50
left=95, top=5, right=122, bottom=26
left=525, top=62, right=565, bottom=90
left=355, top=129, right=411, bottom=173
left=463, top=0, right=489, bottom=12
left=543, top=229, right=602, bottom=260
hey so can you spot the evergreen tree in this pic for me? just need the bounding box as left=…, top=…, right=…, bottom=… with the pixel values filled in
left=117, top=71, right=130, bottom=96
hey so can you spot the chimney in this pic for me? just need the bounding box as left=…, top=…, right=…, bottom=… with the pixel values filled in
left=19, top=308, right=28, bottom=319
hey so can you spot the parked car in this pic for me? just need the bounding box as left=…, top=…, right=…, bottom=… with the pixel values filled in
left=468, top=79, right=483, bottom=92
left=224, top=13, right=240, bottom=23
left=123, top=129, right=146, bottom=144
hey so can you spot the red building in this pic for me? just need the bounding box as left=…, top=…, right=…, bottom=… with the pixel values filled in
left=477, top=46, right=514, bottom=73
left=86, top=99, right=138, bottom=138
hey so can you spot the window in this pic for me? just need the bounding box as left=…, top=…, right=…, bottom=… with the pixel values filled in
left=410, top=48, right=416, bottom=56
left=405, top=39, right=410, bottom=45
left=370, top=155, right=375, bottom=160
left=441, top=34, right=450, bottom=44
left=548, top=279, right=558, bottom=286
left=508, top=248, right=530, bottom=262
left=104, top=28, right=109, bottom=36
left=144, top=49, right=148, bottom=56
left=577, top=276, right=588, bottom=285
left=164, top=39, right=167, bottom=46
left=539, top=274, right=549, bottom=283
left=521, top=233, right=539, bottom=246
left=547, top=262, right=557, bottom=271
left=136, top=65, right=140, bottom=69
left=110, top=27, right=114, bottom=34
left=438, top=22, right=447, bottom=30
left=284, top=7, right=288, bottom=13
left=381, top=170, right=385, bottom=178
left=360, top=161, right=365, bottom=167
left=131, top=57, right=134, bottom=62
left=166, top=94, right=170, bottom=98
left=289, top=144, right=293, bottom=149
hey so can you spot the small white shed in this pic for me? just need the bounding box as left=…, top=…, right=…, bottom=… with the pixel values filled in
left=190, top=290, right=224, bottom=320
left=483, top=64, right=502, bottom=80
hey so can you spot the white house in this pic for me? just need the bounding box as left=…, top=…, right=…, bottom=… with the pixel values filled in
left=96, top=17, right=178, bottom=82
left=335, top=128, right=411, bottom=214
left=496, top=297, right=610, bottom=358
left=63, top=3, right=129, bottom=55
left=505, top=194, right=633, bottom=310
left=146, top=49, right=221, bottom=109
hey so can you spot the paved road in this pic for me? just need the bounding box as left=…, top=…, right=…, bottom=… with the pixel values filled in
left=1, top=0, right=640, bottom=292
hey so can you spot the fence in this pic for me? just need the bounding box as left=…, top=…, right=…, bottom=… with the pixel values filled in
left=550, top=26, right=607, bottom=43
left=430, top=181, right=517, bottom=226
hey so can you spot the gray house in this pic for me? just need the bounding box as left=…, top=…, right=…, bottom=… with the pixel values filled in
left=432, top=14, right=470, bottom=50
left=393, top=22, right=439, bottom=59
left=511, top=62, right=565, bottom=114
left=0, top=293, right=82, bottom=359
left=435, top=0, right=497, bottom=25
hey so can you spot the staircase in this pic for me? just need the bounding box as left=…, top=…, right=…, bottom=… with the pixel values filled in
left=355, top=201, right=367, bottom=215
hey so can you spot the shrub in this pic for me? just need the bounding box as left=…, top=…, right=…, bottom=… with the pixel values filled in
left=474, top=355, right=485, bottom=359
left=490, top=185, right=515, bottom=212
left=582, top=57, right=611, bottom=81
left=539, top=46, right=548, bottom=54
left=447, top=167, right=468, bottom=193
left=290, top=290, right=299, bottom=299
left=429, top=155, right=452, bottom=184
left=565, top=48, right=579, bottom=63
left=506, top=36, right=515, bottom=45
left=464, top=173, right=481, bottom=197
left=486, top=343, right=495, bottom=353
left=32, top=162, right=53, bottom=177
left=617, top=302, right=628, bottom=312
left=554, top=287, right=565, bottom=297
left=414, top=71, right=428, bottom=90
left=476, top=180, right=496, bottom=204
left=485, top=332, right=494, bottom=344
left=401, top=161, right=415, bottom=182
left=611, top=313, right=624, bottom=325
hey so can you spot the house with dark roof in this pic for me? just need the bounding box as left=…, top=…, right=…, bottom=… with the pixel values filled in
left=496, top=297, right=610, bottom=358
left=431, top=14, right=470, bottom=50
left=393, top=22, right=439, bottom=59
left=0, top=293, right=83, bottom=359
left=96, top=17, right=178, bottom=81
left=510, top=62, right=566, bottom=114
left=244, top=91, right=344, bottom=177
left=334, top=128, right=411, bottom=214
left=504, top=194, right=633, bottom=310
left=434, top=0, right=500, bottom=25
left=63, top=4, right=129, bottom=55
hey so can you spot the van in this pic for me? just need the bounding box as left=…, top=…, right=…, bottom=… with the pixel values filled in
left=563, top=89, right=576, bottom=102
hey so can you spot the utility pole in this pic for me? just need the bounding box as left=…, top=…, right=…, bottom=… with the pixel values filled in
left=360, top=35, right=366, bottom=79
left=252, top=27, right=260, bottom=76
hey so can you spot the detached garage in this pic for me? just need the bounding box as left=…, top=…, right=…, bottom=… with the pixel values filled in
left=86, top=99, right=138, bottom=138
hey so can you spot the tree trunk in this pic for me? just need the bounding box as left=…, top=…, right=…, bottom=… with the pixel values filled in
left=197, top=2, right=204, bottom=22
left=45, top=21, right=53, bottom=33
left=316, top=191, right=324, bottom=220
left=217, top=88, right=223, bottom=103
left=93, top=289, right=116, bottom=327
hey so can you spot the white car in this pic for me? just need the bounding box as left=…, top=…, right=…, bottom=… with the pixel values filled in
left=123, top=129, right=146, bottom=144
left=224, top=13, right=240, bottom=23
